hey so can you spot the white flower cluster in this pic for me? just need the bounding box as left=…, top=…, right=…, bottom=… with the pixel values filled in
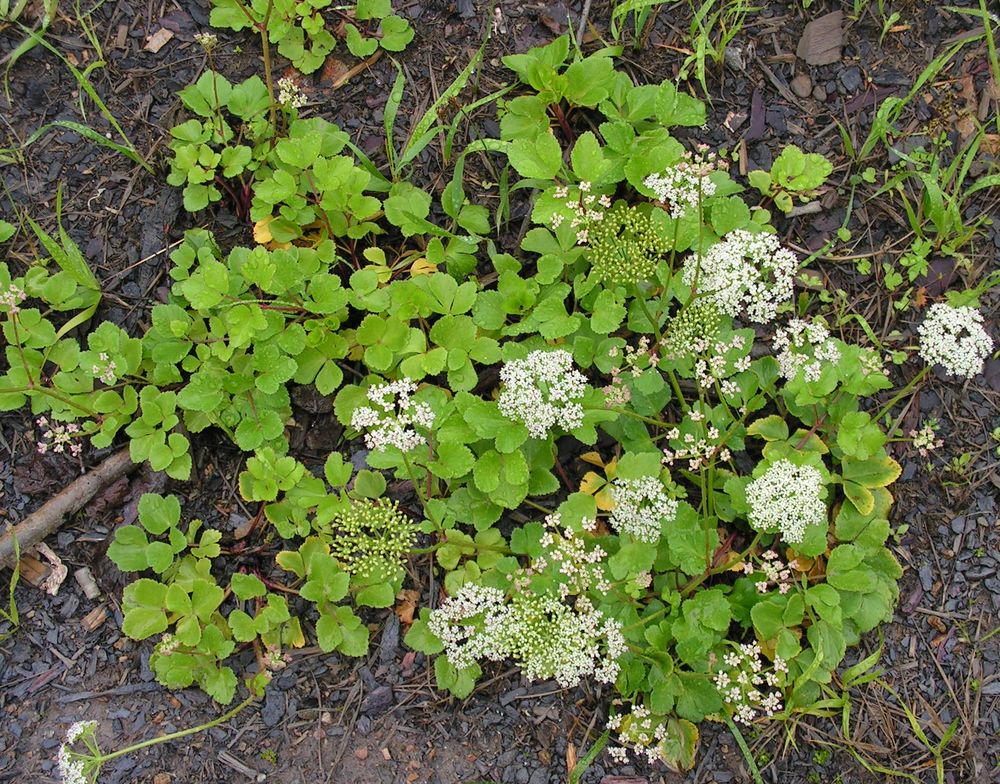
left=606, top=704, right=673, bottom=765
left=549, top=182, right=612, bottom=244
left=36, top=417, right=83, bottom=457
left=683, top=229, right=798, bottom=323
left=277, top=77, right=307, bottom=109
left=506, top=593, right=626, bottom=686
left=608, top=476, right=678, bottom=543
left=772, top=319, right=841, bottom=382
left=529, top=513, right=610, bottom=597
left=662, top=411, right=731, bottom=472
left=910, top=418, right=943, bottom=457
left=691, top=333, right=752, bottom=394
left=350, top=378, right=434, bottom=453
left=603, top=338, right=660, bottom=407
left=193, top=32, right=219, bottom=52
left=743, top=549, right=796, bottom=594
left=428, top=583, right=625, bottom=688
left=90, top=352, right=118, bottom=385
left=58, top=720, right=98, bottom=784
left=0, top=283, right=26, bottom=314
left=917, top=303, right=994, bottom=379
left=643, top=145, right=720, bottom=218
left=745, top=460, right=826, bottom=544
left=427, top=584, right=509, bottom=671
left=497, top=350, right=587, bottom=438
left=714, top=642, right=786, bottom=725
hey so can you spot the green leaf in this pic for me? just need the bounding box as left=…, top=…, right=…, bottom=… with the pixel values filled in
left=356, top=581, right=395, bottom=608
left=508, top=131, right=563, bottom=180
left=841, top=455, right=901, bottom=489
left=668, top=503, right=717, bottom=576
left=145, top=541, right=175, bottom=574
left=404, top=611, right=445, bottom=655
left=138, top=493, right=181, bottom=535
left=201, top=666, right=238, bottom=705
left=230, top=573, right=267, bottom=600
left=107, top=526, right=150, bottom=572
left=655, top=82, right=706, bottom=127
left=746, top=415, right=788, bottom=442
left=590, top=289, right=626, bottom=334
left=826, top=544, right=877, bottom=592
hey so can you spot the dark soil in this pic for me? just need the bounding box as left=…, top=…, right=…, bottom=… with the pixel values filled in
left=2, top=1, right=999, bottom=783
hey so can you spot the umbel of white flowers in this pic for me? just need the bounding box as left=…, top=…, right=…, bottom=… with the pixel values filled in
left=497, top=349, right=587, bottom=438
left=350, top=378, right=435, bottom=452
left=917, top=303, right=994, bottom=379
left=608, top=475, right=678, bottom=544
left=682, top=229, right=798, bottom=323
left=745, top=460, right=826, bottom=543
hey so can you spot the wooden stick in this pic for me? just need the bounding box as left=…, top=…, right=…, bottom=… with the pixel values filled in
left=0, top=449, right=137, bottom=568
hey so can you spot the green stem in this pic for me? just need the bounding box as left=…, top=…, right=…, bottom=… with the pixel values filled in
left=874, top=366, right=930, bottom=425
left=259, top=0, right=277, bottom=130
left=599, top=405, right=675, bottom=429
left=97, top=693, right=257, bottom=765
left=401, top=452, right=429, bottom=509
left=4, top=383, right=98, bottom=417
left=633, top=284, right=663, bottom=344
left=523, top=498, right=555, bottom=515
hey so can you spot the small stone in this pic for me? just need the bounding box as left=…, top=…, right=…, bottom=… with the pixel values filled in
left=791, top=74, right=812, bottom=98
left=812, top=85, right=827, bottom=101
left=354, top=748, right=369, bottom=761
left=839, top=66, right=863, bottom=94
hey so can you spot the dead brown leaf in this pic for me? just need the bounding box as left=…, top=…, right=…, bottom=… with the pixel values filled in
left=395, top=588, right=420, bottom=625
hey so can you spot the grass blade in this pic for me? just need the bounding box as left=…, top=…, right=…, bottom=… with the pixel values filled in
left=19, top=28, right=153, bottom=173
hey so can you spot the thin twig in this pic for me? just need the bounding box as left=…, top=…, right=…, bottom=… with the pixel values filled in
left=0, top=449, right=137, bottom=568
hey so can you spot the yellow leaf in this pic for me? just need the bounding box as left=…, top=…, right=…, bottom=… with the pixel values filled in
left=595, top=487, right=615, bottom=511
left=285, top=617, right=306, bottom=648
left=579, top=471, right=606, bottom=496
left=253, top=216, right=274, bottom=244
left=578, top=451, right=605, bottom=468
left=410, top=257, right=438, bottom=276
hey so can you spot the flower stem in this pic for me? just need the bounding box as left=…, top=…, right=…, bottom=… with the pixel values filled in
left=96, top=693, right=257, bottom=765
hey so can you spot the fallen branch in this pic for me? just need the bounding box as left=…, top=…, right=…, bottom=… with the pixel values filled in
left=0, top=449, right=137, bottom=568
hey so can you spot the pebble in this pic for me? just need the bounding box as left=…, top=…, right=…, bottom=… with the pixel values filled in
left=361, top=685, right=394, bottom=716
left=918, top=564, right=934, bottom=593
left=528, top=768, right=549, bottom=784
left=791, top=74, right=812, bottom=98
left=839, top=66, right=863, bottom=93
left=261, top=688, right=285, bottom=727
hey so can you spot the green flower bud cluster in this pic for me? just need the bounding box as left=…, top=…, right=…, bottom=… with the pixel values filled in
left=326, top=498, right=417, bottom=579
left=661, top=300, right=722, bottom=357
left=587, top=203, right=672, bottom=284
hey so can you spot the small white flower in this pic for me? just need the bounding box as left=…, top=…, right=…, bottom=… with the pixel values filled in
left=644, top=148, right=719, bottom=218
left=277, top=77, right=307, bottom=109
left=917, top=303, right=993, bottom=379
left=0, top=283, right=26, bottom=313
